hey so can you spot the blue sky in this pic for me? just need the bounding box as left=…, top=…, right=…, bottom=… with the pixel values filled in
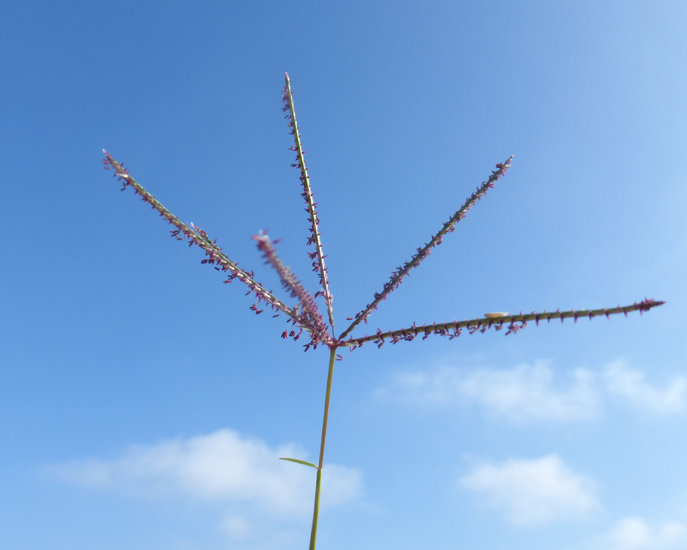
left=2, top=1, right=686, bottom=549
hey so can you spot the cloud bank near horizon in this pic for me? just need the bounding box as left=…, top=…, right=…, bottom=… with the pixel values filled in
left=49, top=428, right=363, bottom=543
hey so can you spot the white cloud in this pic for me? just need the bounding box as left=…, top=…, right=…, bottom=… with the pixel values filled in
left=378, top=360, right=686, bottom=423
left=458, top=362, right=598, bottom=423
left=379, top=361, right=599, bottom=423
left=603, top=361, right=687, bottom=414
left=220, top=514, right=254, bottom=539
left=458, top=454, right=599, bottom=526
left=598, top=517, right=687, bottom=549
left=50, top=429, right=362, bottom=540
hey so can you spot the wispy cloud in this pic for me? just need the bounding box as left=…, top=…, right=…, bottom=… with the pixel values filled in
left=378, top=360, right=686, bottom=423
left=595, top=517, right=687, bottom=549
left=604, top=361, right=687, bottom=414
left=459, top=454, right=599, bottom=526
left=49, top=429, right=363, bottom=542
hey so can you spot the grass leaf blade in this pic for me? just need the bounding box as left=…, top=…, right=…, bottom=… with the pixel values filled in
left=280, top=457, right=318, bottom=469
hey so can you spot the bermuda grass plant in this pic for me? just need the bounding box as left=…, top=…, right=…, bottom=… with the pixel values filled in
left=103, top=73, right=663, bottom=549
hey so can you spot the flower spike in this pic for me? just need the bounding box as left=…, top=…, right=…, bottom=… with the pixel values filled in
left=339, top=299, right=665, bottom=349
left=339, top=156, right=513, bottom=340
left=103, top=150, right=301, bottom=335
left=282, top=73, right=335, bottom=332
left=253, top=232, right=332, bottom=347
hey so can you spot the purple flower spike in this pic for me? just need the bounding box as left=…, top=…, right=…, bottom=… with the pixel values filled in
left=339, top=156, right=513, bottom=340
left=103, top=150, right=295, bottom=330
left=282, top=74, right=335, bottom=332
left=339, top=300, right=664, bottom=349
left=253, top=232, right=332, bottom=347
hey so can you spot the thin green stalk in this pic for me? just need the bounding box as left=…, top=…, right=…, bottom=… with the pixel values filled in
left=309, top=345, right=338, bottom=550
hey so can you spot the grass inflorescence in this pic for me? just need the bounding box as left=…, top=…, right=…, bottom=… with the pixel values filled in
left=103, top=73, right=663, bottom=550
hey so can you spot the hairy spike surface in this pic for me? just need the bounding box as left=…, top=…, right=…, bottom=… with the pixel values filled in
left=338, top=156, right=513, bottom=341
left=102, top=150, right=294, bottom=320
left=338, top=299, right=665, bottom=349
left=282, top=73, right=335, bottom=332
left=253, top=232, right=332, bottom=347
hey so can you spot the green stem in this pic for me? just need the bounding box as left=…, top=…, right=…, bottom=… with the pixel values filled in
left=309, top=345, right=337, bottom=550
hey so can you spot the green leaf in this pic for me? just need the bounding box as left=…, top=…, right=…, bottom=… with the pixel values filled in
left=280, top=457, right=318, bottom=469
